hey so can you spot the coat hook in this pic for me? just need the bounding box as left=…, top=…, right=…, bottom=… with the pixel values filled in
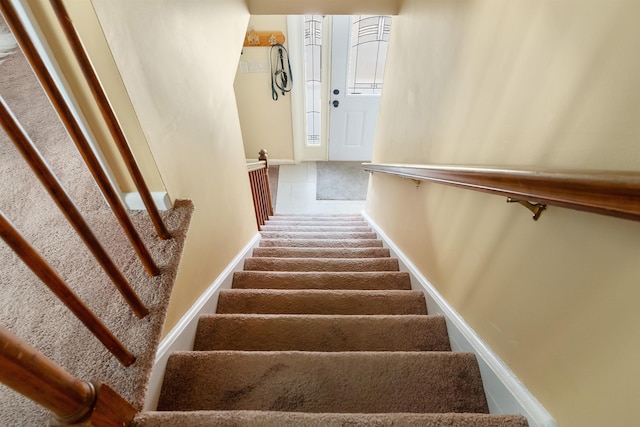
left=507, top=198, right=547, bottom=221
left=246, top=26, right=260, bottom=46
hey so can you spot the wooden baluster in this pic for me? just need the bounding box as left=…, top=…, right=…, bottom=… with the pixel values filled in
left=248, top=170, right=261, bottom=230
left=0, top=2, right=160, bottom=277
left=0, top=210, right=135, bottom=366
left=259, top=149, right=274, bottom=216
left=0, top=97, right=148, bottom=319
left=48, top=0, right=171, bottom=241
left=0, top=326, right=137, bottom=425
left=259, top=170, right=269, bottom=224
left=254, top=169, right=265, bottom=226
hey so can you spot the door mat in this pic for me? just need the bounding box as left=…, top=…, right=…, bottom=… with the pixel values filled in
left=316, top=161, right=369, bottom=200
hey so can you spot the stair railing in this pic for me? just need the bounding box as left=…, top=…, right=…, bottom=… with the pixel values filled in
left=48, top=0, right=171, bottom=242
left=247, top=149, right=274, bottom=230
left=0, top=2, right=162, bottom=276
left=0, top=97, right=148, bottom=320
left=0, top=2, right=179, bottom=421
left=0, top=325, right=136, bottom=426
left=0, top=209, right=135, bottom=366
left=363, top=163, right=640, bottom=222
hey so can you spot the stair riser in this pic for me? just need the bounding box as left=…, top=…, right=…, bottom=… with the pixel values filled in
left=244, top=258, right=399, bottom=272
left=268, top=215, right=363, bottom=221
left=232, top=272, right=411, bottom=290
left=251, top=248, right=390, bottom=259
left=265, top=221, right=370, bottom=227
left=217, top=290, right=428, bottom=315
left=260, top=232, right=378, bottom=240
left=158, top=352, right=489, bottom=413
left=194, top=315, right=451, bottom=352
left=259, top=239, right=383, bottom=248
left=134, top=412, right=530, bottom=427
left=260, top=226, right=372, bottom=232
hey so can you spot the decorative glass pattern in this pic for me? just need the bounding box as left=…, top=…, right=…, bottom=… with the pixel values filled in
left=348, top=15, right=392, bottom=95
left=304, top=15, right=322, bottom=145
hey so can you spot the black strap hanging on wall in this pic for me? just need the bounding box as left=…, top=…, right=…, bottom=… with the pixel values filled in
left=270, top=43, right=293, bottom=101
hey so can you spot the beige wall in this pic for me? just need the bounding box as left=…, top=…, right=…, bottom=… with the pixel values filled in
left=24, top=0, right=165, bottom=193
left=247, top=0, right=400, bottom=15
left=234, top=15, right=294, bottom=162
left=90, top=0, right=257, bottom=335
left=368, top=1, right=640, bottom=426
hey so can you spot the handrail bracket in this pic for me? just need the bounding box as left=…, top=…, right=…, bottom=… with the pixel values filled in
left=507, top=198, right=547, bottom=221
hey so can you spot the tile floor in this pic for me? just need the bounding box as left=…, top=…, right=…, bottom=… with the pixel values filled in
left=275, top=162, right=367, bottom=214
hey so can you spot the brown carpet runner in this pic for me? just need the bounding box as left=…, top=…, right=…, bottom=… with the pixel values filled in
left=139, top=213, right=529, bottom=426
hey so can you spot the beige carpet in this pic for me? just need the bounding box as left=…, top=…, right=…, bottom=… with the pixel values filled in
left=0, top=22, right=192, bottom=426
left=135, top=411, right=530, bottom=427
left=146, top=214, right=529, bottom=426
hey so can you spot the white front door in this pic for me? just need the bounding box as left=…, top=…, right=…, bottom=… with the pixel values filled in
left=328, top=15, right=391, bottom=161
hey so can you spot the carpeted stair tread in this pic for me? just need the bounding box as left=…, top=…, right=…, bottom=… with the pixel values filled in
left=232, top=271, right=411, bottom=290
left=134, top=411, right=529, bottom=427
left=260, top=231, right=378, bottom=240
left=269, top=214, right=363, bottom=220
left=265, top=220, right=370, bottom=227
left=157, top=351, right=489, bottom=413
left=148, top=213, right=529, bottom=425
left=267, top=217, right=366, bottom=223
left=193, top=314, right=451, bottom=352
left=244, top=257, right=399, bottom=272
left=260, top=225, right=372, bottom=232
left=252, top=247, right=390, bottom=258
left=217, top=290, right=427, bottom=315
left=260, top=238, right=383, bottom=248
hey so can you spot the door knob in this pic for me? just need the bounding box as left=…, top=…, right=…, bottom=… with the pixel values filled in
left=332, top=100, right=340, bottom=108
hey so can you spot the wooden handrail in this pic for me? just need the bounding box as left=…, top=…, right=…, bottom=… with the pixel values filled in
left=0, top=97, right=149, bottom=319
left=0, top=210, right=135, bottom=366
left=363, top=163, right=640, bottom=222
left=0, top=2, right=160, bottom=277
left=0, top=326, right=136, bottom=425
left=48, top=0, right=171, bottom=241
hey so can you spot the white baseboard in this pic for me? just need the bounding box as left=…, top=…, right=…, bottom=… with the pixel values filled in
left=123, top=191, right=172, bottom=211
left=268, top=159, right=296, bottom=166
left=244, top=158, right=295, bottom=166
left=143, top=233, right=261, bottom=411
left=362, top=212, right=556, bottom=427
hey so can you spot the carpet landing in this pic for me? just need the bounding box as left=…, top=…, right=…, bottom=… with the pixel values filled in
left=143, top=214, right=529, bottom=426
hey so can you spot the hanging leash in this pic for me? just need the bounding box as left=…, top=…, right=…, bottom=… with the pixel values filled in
left=270, top=43, right=293, bottom=101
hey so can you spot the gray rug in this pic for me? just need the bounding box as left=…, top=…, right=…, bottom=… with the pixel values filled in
left=316, top=162, right=369, bottom=200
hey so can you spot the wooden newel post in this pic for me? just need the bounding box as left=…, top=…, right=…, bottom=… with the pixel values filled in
left=258, top=149, right=274, bottom=216
left=258, top=149, right=269, bottom=167
left=0, top=326, right=136, bottom=426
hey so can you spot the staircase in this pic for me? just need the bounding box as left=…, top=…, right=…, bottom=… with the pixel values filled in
left=136, top=214, right=529, bottom=426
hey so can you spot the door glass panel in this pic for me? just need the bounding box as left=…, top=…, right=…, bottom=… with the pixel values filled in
left=304, top=15, right=322, bottom=146
left=348, top=15, right=392, bottom=95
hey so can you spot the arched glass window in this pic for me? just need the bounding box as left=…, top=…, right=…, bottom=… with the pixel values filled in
left=348, top=15, right=392, bottom=95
